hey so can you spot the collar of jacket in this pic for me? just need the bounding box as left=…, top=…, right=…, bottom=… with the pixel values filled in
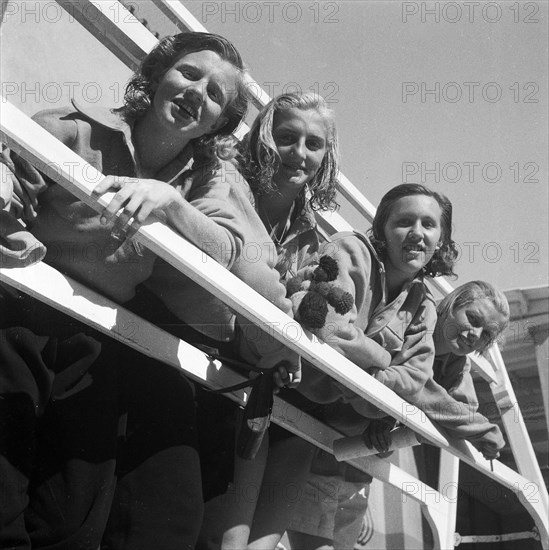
left=72, top=98, right=133, bottom=140
left=71, top=99, right=194, bottom=182
left=279, top=205, right=318, bottom=248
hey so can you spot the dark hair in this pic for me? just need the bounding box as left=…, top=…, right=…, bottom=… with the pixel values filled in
left=437, top=280, right=510, bottom=352
left=124, top=32, right=249, bottom=164
left=238, top=92, right=339, bottom=212
left=368, top=183, right=458, bottom=277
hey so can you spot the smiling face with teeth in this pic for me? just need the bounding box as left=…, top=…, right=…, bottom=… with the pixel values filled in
left=383, top=195, right=443, bottom=290
left=436, top=299, right=507, bottom=356
left=149, top=50, right=239, bottom=143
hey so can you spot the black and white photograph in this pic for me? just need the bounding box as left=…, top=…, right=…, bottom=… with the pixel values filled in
left=1, top=1, right=548, bottom=548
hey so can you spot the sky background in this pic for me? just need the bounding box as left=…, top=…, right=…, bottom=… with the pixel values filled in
left=1, top=0, right=547, bottom=293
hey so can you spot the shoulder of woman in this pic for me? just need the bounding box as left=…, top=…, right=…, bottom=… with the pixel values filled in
left=195, top=158, right=247, bottom=187
left=222, top=159, right=257, bottom=206
left=319, top=232, right=374, bottom=270
left=186, top=158, right=252, bottom=199
left=31, top=107, right=78, bottom=147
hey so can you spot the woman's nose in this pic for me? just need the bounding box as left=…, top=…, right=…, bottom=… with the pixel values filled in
left=185, top=83, right=205, bottom=104
left=467, top=326, right=483, bottom=342
left=290, top=140, right=306, bottom=160
left=408, top=222, right=423, bottom=240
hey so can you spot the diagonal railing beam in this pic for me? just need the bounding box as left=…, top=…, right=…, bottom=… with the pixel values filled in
left=0, top=261, right=448, bottom=514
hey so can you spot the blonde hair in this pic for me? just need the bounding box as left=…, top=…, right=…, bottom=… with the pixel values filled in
left=437, top=281, right=510, bottom=352
left=238, top=92, right=339, bottom=212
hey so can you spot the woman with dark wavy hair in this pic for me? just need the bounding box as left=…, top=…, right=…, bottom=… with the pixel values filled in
left=368, top=183, right=458, bottom=279
left=122, top=32, right=249, bottom=166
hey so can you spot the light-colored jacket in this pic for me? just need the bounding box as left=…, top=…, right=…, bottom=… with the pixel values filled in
left=0, top=103, right=293, bottom=352
left=296, top=231, right=438, bottom=419
left=413, top=353, right=505, bottom=456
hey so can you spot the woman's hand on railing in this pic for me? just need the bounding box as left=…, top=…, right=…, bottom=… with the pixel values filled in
left=94, top=175, right=179, bottom=231
left=475, top=441, right=501, bottom=461
left=362, top=417, right=397, bottom=456
left=256, top=347, right=302, bottom=391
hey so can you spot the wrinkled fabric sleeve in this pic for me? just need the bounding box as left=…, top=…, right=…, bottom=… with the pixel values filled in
left=295, top=236, right=392, bottom=405
left=306, top=236, right=392, bottom=370
left=348, top=289, right=437, bottom=418
left=149, top=164, right=296, bottom=356
left=0, top=110, right=77, bottom=267
left=170, top=161, right=246, bottom=270
left=143, top=162, right=245, bottom=341
left=411, top=369, right=505, bottom=457
left=229, top=172, right=299, bottom=361
left=370, top=298, right=437, bottom=396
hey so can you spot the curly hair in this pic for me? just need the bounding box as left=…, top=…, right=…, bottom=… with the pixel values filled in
left=436, top=281, right=510, bottom=352
left=368, top=183, right=458, bottom=278
left=123, top=32, right=249, bottom=166
left=238, top=92, right=339, bottom=212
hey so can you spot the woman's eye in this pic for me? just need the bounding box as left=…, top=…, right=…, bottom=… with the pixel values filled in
left=208, top=87, right=222, bottom=104
left=306, top=140, right=323, bottom=151
left=180, top=68, right=197, bottom=79
left=275, top=134, right=294, bottom=145
left=467, top=313, right=482, bottom=327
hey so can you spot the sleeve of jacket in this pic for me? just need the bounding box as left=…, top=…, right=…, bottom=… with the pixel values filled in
left=305, top=235, right=392, bottom=370
left=411, top=371, right=505, bottom=457
left=173, top=160, right=246, bottom=269
left=148, top=163, right=293, bottom=350
left=348, top=290, right=437, bottom=418
left=191, top=167, right=296, bottom=360
left=0, top=108, right=77, bottom=267
left=370, top=294, right=437, bottom=398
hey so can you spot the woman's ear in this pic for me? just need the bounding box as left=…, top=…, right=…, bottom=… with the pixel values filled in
left=150, top=68, right=164, bottom=92
left=150, top=75, right=161, bottom=93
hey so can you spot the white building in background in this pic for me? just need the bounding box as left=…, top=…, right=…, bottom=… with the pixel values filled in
left=500, top=286, right=548, bottom=486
